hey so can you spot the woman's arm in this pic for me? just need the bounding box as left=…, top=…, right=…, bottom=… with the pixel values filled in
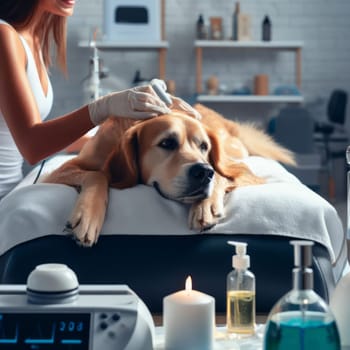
left=0, top=25, right=95, bottom=165
left=0, top=24, right=197, bottom=164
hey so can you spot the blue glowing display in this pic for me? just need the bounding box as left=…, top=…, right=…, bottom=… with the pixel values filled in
left=0, top=313, right=90, bottom=349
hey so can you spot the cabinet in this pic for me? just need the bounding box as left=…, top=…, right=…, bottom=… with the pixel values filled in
left=195, top=40, right=304, bottom=103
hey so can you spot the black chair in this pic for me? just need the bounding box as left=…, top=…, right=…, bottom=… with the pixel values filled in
left=314, top=89, right=348, bottom=199
left=314, top=89, right=348, bottom=154
left=271, top=106, right=322, bottom=192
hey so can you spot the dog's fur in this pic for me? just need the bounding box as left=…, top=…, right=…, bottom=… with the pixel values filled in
left=44, top=104, right=295, bottom=246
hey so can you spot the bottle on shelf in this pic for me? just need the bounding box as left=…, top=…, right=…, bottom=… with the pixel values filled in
left=264, top=240, right=340, bottom=350
left=196, top=14, right=207, bottom=40
left=226, top=241, right=256, bottom=335
left=210, top=17, right=223, bottom=40
left=262, top=15, right=271, bottom=41
left=232, top=2, right=240, bottom=40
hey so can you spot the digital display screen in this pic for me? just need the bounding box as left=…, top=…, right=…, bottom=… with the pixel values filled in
left=0, top=313, right=90, bottom=349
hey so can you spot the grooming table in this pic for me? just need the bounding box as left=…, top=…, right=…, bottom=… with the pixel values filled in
left=0, top=155, right=348, bottom=313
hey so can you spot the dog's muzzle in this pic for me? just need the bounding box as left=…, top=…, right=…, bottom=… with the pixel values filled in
left=188, top=163, right=214, bottom=188
left=180, top=163, right=215, bottom=202
left=153, top=163, right=215, bottom=203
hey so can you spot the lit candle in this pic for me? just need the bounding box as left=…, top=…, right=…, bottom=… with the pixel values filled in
left=163, top=276, right=215, bottom=350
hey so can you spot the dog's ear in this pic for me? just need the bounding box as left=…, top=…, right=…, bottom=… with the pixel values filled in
left=107, top=125, right=140, bottom=189
left=207, top=129, right=264, bottom=187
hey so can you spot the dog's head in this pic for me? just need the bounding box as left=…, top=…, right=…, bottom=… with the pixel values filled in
left=108, top=111, right=257, bottom=203
left=109, top=112, right=214, bottom=203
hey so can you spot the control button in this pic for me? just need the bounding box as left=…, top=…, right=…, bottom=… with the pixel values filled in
left=108, top=331, right=116, bottom=339
left=100, top=321, right=109, bottom=330
left=112, top=313, right=120, bottom=322
left=100, top=313, right=108, bottom=319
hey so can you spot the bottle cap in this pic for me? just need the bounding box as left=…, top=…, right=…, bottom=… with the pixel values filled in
left=228, top=241, right=250, bottom=270
left=290, top=240, right=314, bottom=267
left=290, top=240, right=314, bottom=290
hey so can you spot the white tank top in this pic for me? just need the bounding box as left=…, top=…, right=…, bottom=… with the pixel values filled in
left=0, top=20, right=53, bottom=199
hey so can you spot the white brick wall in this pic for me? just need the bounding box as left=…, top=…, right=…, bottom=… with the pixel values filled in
left=50, top=0, right=350, bottom=131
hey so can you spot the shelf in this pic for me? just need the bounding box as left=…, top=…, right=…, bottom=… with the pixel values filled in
left=78, top=40, right=169, bottom=49
left=78, top=40, right=168, bottom=80
left=195, top=40, right=303, bottom=49
left=195, top=40, right=303, bottom=95
left=196, top=95, right=304, bottom=103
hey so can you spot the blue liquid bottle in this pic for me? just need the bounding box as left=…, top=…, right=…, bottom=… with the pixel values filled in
left=264, top=240, right=340, bottom=350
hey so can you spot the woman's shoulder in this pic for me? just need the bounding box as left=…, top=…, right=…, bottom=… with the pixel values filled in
left=0, top=21, right=21, bottom=43
left=0, top=21, right=26, bottom=62
left=0, top=19, right=17, bottom=35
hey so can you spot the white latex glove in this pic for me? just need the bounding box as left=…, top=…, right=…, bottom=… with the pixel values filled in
left=88, top=85, right=171, bottom=125
left=170, top=96, right=202, bottom=120
left=151, top=79, right=202, bottom=120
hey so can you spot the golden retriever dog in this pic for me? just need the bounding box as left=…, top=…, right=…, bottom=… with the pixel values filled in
left=44, top=104, right=295, bottom=246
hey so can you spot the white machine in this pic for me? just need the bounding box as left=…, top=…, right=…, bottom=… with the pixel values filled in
left=0, top=264, right=155, bottom=349
left=103, top=0, right=161, bottom=42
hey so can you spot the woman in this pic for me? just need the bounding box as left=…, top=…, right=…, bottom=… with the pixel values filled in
left=0, top=0, right=195, bottom=200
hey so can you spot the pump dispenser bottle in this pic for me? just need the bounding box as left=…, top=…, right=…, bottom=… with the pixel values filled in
left=226, top=241, right=256, bottom=335
left=232, top=2, right=240, bottom=41
left=264, top=240, right=340, bottom=350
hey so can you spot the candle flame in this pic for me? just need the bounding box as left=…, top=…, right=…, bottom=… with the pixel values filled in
left=185, top=276, right=192, bottom=292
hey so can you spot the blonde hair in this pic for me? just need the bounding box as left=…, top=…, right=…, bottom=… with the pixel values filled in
left=37, top=14, right=68, bottom=74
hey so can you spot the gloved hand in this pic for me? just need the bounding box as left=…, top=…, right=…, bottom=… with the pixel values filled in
left=150, top=79, right=202, bottom=120
left=170, top=96, right=202, bottom=120
left=88, top=85, right=171, bottom=125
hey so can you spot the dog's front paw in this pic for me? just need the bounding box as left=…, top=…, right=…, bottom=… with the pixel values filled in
left=64, top=196, right=106, bottom=247
left=189, top=197, right=226, bottom=231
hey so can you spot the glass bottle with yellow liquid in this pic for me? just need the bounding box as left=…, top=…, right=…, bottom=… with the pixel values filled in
left=226, top=241, right=256, bottom=335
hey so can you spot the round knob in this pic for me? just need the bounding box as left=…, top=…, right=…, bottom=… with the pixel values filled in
left=27, top=263, right=79, bottom=304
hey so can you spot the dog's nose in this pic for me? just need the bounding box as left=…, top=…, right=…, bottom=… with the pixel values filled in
left=188, top=163, right=214, bottom=185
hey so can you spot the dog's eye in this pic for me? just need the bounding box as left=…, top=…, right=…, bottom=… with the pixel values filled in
left=200, top=142, right=209, bottom=152
left=158, top=137, right=178, bottom=150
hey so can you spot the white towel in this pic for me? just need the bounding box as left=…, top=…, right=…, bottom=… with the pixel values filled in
left=0, top=155, right=346, bottom=279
